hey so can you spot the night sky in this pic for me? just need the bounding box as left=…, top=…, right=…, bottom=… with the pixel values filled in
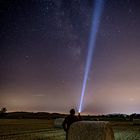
left=0, top=0, right=140, bottom=114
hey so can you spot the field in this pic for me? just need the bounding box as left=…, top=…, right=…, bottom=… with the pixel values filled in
left=0, top=119, right=140, bottom=140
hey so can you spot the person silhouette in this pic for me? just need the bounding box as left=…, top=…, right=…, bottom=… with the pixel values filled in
left=62, top=109, right=81, bottom=140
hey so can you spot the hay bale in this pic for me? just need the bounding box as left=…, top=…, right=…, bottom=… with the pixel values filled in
left=133, top=119, right=140, bottom=125
left=54, top=118, right=64, bottom=128
left=68, top=121, right=115, bottom=140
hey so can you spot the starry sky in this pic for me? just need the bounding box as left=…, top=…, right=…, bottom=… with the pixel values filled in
left=0, top=0, right=140, bottom=114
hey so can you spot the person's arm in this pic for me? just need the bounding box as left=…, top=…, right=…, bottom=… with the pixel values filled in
left=78, top=113, right=82, bottom=121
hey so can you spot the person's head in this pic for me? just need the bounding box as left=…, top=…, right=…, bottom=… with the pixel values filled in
left=70, top=109, right=75, bottom=115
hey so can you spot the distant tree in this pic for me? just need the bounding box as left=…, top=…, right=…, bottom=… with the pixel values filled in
left=129, top=113, right=137, bottom=121
left=0, top=107, right=7, bottom=118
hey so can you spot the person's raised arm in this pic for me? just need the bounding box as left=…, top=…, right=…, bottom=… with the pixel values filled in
left=78, top=113, right=82, bottom=121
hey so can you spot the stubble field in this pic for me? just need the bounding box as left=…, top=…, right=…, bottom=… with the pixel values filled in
left=0, top=119, right=140, bottom=140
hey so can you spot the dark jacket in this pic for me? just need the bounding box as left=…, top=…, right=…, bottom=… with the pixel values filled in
left=62, top=115, right=79, bottom=132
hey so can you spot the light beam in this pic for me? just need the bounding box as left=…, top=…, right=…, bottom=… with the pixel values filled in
left=78, top=0, right=105, bottom=113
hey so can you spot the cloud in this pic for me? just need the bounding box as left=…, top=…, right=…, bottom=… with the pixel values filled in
left=32, top=94, right=46, bottom=97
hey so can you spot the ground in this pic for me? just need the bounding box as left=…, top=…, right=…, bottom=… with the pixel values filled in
left=0, top=119, right=140, bottom=140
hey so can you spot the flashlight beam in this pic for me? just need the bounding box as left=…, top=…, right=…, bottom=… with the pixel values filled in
left=78, top=0, right=104, bottom=113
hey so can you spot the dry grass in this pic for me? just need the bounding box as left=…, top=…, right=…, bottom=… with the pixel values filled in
left=0, top=119, right=140, bottom=140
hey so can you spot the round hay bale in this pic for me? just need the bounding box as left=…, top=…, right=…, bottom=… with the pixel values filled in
left=133, top=119, right=140, bottom=125
left=54, top=118, right=64, bottom=128
left=68, top=121, right=115, bottom=140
